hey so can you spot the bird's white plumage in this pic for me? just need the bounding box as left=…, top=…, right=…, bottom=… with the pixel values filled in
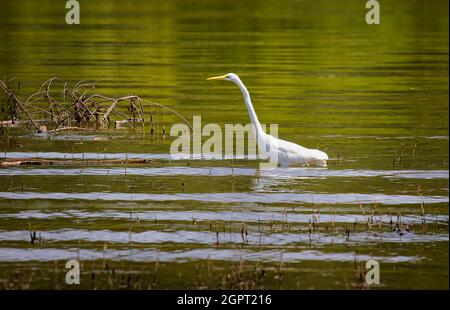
left=207, top=73, right=328, bottom=167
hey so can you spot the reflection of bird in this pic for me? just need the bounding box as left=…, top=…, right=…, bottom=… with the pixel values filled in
left=207, top=73, right=328, bottom=167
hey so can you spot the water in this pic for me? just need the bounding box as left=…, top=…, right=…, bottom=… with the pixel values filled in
left=0, top=0, right=448, bottom=289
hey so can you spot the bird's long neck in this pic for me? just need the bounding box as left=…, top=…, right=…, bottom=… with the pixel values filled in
left=234, top=78, right=265, bottom=139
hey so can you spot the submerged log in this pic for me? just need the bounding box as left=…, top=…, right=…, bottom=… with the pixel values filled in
left=115, top=119, right=143, bottom=129
left=0, top=120, right=34, bottom=127
left=0, top=158, right=154, bottom=167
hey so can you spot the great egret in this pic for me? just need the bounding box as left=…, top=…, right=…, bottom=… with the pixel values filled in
left=207, top=73, right=328, bottom=167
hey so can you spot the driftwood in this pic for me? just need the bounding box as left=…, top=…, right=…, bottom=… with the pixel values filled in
left=0, top=77, right=191, bottom=134
left=0, top=157, right=154, bottom=167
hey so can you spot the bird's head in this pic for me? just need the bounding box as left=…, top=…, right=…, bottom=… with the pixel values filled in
left=207, top=73, right=240, bottom=83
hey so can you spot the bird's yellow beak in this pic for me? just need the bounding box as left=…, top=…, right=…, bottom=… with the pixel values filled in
left=207, top=74, right=227, bottom=81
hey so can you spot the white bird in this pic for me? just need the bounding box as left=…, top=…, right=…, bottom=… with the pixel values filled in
left=207, top=73, right=328, bottom=167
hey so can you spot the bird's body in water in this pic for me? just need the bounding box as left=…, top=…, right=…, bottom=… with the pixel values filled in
left=207, top=73, right=329, bottom=167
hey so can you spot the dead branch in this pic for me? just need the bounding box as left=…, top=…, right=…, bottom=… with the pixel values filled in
left=0, top=77, right=192, bottom=133
left=0, top=79, right=40, bottom=131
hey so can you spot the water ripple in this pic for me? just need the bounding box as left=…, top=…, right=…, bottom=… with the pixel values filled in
left=0, top=247, right=422, bottom=263
left=0, top=229, right=447, bottom=245
left=2, top=210, right=448, bottom=225
left=0, top=191, right=447, bottom=205
left=1, top=167, right=448, bottom=180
